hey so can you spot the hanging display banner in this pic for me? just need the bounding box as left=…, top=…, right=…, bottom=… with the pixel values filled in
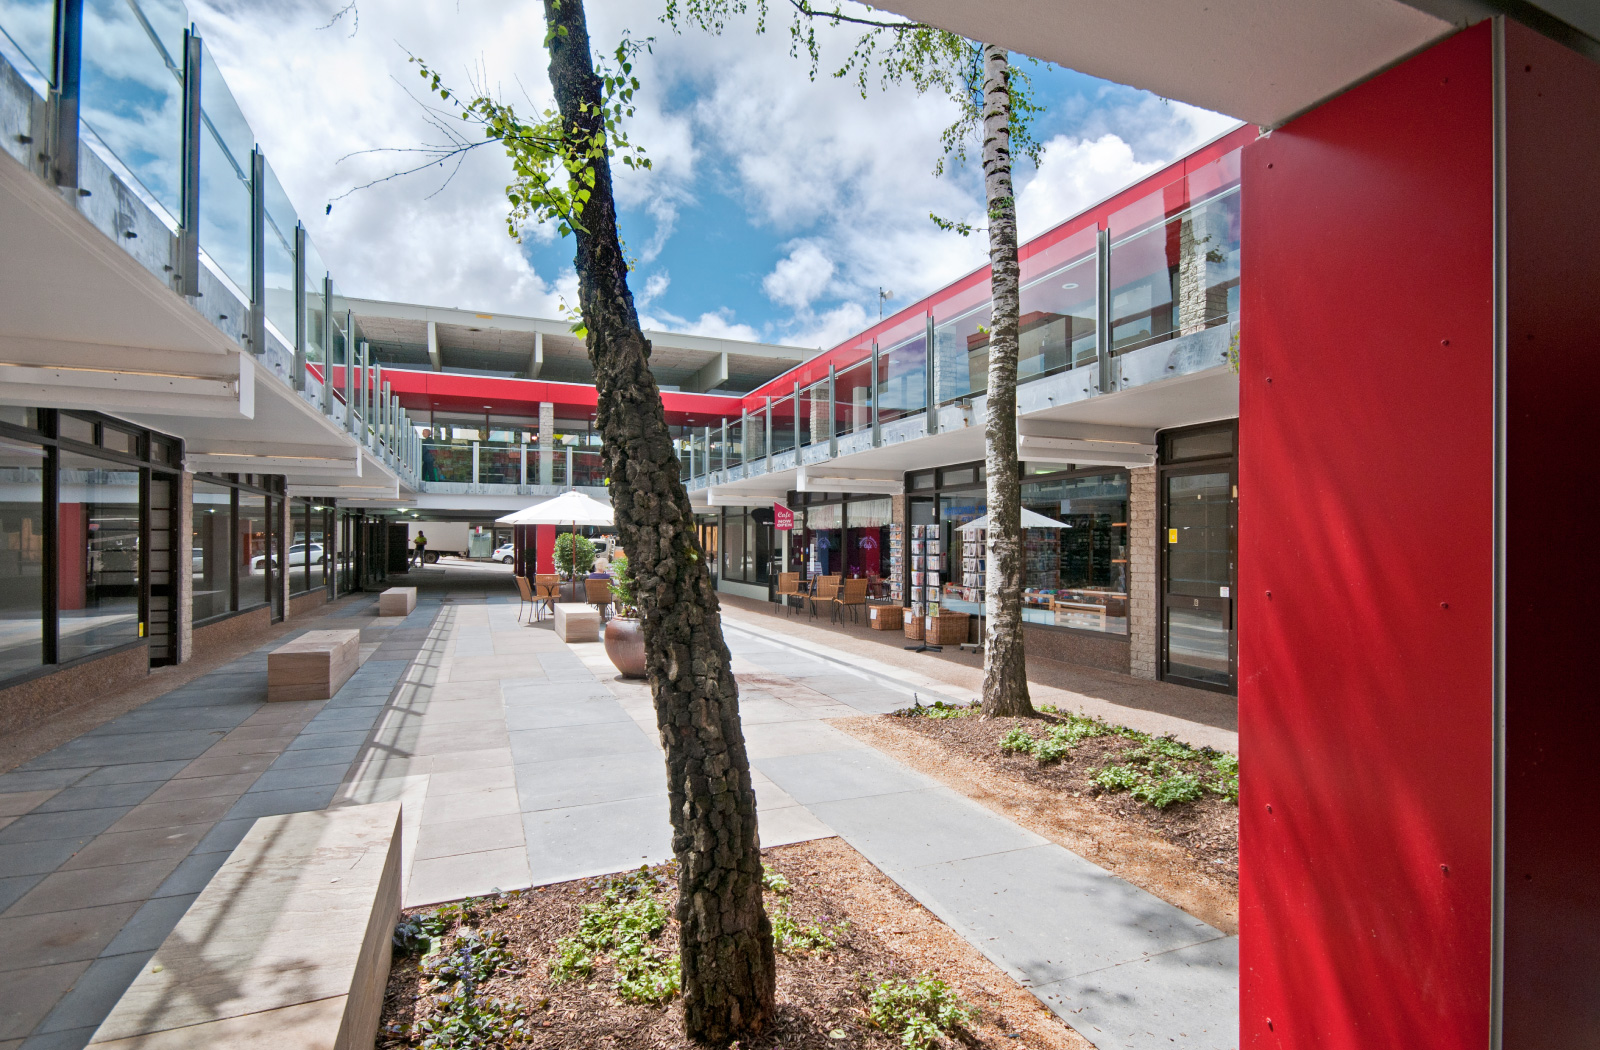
left=774, top=503, right=794, bottom=530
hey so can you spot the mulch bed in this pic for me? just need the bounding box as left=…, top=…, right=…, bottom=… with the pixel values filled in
left=379, top=837, right=1088, bottom=1050
left=890, top=712, right=1237, bottom=882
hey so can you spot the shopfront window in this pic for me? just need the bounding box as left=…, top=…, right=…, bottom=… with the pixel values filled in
left=0, top=439, right=45, bottom=677
left=192, top=479, right=233, bottom=623
left=800, top=503, right=842, bottom=577
left=724, top=507, right=747, bottom=581
left=1022, top=472, right=1129, bottom=634
left=57, top=450, right=142, bottom=662
left=307, top=504, right=328, bottom=594
left=238, top=492, right=271, bottom=611
left=845, top=498, right=892, bottom=583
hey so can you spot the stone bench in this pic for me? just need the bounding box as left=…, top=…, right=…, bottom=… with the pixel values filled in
left=553, top=602, right=601, bottom=642
left=89, top=802, right=402, bottom=1050
left=267, top=629, right=359, bottom=702
left=377, top=586, right=416, bottom=616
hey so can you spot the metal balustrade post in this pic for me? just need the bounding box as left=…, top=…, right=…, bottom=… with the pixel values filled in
left=50, top=0, right=83, bottom=188
left=292, top=223, right=307, bottom=391
left=566, top=446, right=573, bottom=486
left=472, top=441, right=480, bottom=485
left=178, top=30, right=201, bottom=297
left=720, top=419, right=728, bottom=476
left=924, top=314, right=936, bottom=435
left=827, top=363, right=837, bottom=459
left=372, top=362, right=384, bottom=450
left=357, top=341, right=368, bottom=438
left=249, top=149, right=266, bottom=356
left=1096, top=227, right=1113, bottom=394
left=870, top=340, right=881, bottom=447
left=792, top=381, right=801, bottom=452
left=740, top=410, right=749, bottom=471
left=520, top=439, right=528, bottom=487
left=321, top=276, right=334, bottom=414
left=764, top=397, right=773, bottom=470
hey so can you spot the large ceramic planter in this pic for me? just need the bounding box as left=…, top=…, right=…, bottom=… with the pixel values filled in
left=604, top=616, right=647, bottom=678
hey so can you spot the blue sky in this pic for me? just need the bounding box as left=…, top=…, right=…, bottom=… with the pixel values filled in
left=192, top=0, right=1238, bottom=351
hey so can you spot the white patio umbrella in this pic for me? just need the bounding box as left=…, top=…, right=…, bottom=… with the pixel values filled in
left=959, top=507, right=1070, bottom=532
left=497, top=491, right=614, bottom=589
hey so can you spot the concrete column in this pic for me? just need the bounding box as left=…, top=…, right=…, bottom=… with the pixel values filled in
left=1127, top=464, right=1158, bottom=680
left=539, top=402, right=554, bottom=486
left=177, top=471, right=194, bottom=662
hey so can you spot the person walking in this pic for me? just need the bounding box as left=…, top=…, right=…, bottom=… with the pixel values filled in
left=412, top=530, right=428, bottom=567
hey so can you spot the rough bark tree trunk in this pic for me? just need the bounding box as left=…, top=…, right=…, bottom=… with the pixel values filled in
left=979, top=45, right=1034, bottom=719
left=543, top=1, right=776, bottom=1041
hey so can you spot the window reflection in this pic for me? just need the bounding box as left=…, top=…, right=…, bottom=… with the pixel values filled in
left=0, top=439, right=45, bottom=677
left=192, top=479, right=232, bottom=623
left=57, top=450, right=142, bottom=661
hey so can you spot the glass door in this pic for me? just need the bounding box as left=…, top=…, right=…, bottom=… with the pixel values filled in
left=1160, top=454, right=1236, bottom=693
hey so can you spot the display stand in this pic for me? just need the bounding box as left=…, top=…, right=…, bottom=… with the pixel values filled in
left=904, top=523, right=943, bottom=653
left=959, top=526, right=986, bottom=654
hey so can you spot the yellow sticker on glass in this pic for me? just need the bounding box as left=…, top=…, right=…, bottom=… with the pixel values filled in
left=1168, top=528, right=1178, bottom=544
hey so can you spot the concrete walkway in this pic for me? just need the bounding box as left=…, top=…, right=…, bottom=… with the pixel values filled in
left=0, top=565, right=1238, bottom=1050
left=0, top=593, right=435, bottom=1049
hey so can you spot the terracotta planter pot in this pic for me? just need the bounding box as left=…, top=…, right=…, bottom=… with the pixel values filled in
left=604, top=616, right=647, bottom=678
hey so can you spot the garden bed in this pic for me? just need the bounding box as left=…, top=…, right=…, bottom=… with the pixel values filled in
left=833, top=705, right=1239, bottom=933
left=378, top=837, right=1088, bottom=1050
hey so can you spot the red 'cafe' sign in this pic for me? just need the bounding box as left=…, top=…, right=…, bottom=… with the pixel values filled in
left=774, top=503, right=794, bottom=530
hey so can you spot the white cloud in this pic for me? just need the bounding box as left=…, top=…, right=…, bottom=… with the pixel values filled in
left=763, top=241, right=835, bottom=310
left=185, top=0, right=1238, bottom=350
left=643, top=306, right=761, bottom=343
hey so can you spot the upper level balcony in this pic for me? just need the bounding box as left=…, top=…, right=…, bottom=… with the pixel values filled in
left=0, top=1, right=416, bottom=498
left=679, top=133, right=1247, bottom=502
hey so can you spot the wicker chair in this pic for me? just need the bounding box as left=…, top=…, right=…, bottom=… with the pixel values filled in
left=774, top=572, right=803, bottom=615
left=834, top=577, right=869, bottom=623
left=585, top=577, right=614, bottom=621
left=514, top=575, right=535, bottom=623
left=533, top=573, right=561, bottom=621
left=809, top=575, right=842, bottom=619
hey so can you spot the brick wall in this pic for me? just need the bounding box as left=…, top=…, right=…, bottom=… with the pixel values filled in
left=1128, top=465, right=1158, bottom=680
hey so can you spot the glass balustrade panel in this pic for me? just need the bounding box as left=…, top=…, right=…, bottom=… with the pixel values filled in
left=834, top=359, right=873, bottom=435
left=302, top=235, right=327, bottom=364
left=932, top=281, right=992, bottom=403
left=197, top=42, right=252, bottom=294
left=0, top=0, right=54, bottom=88
left=80, top=0, right=187, bottom=224
left=769, top=395, right=796, bottom=456
left=573, top=450, right=605, bottom=487
left=480, top=445, right=520, bottom=485
left=799, top=381, right=826, bottom=448
left=1018, top=250, right=1098, bottom=379
left=1108, top=167, right=1240, bottom=357
left=876, top=315, right=927, bottom=426
left=260, top=158, right=296, bottom=345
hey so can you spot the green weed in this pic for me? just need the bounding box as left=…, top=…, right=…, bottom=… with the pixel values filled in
left=894, top=694, right=978, bottom=719
left=867, top=974, right=974, bottom=1049
left=998, top=726, right=1036, bottom=754
left=548, top=866, right=677, bottom=1004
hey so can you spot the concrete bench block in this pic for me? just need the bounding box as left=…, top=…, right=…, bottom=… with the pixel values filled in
left=90, top=801, right=402, bottom=1050
left=553, top=602, right=601, bottom=642
left=378, top=587, right=416, bottom=616
left=268, top=629, right=360, bottom=702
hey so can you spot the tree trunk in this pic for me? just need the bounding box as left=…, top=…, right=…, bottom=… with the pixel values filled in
left=542, top=1, right=776, bottom=1041
left=979, top=45, right=1034, bottom=719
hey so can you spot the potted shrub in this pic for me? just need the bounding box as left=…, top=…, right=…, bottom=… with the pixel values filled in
left=603, top=554, right=647, bottom=678
left=553, top=532, right=597, bottom=579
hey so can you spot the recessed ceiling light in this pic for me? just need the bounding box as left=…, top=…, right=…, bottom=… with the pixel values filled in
left=1062, top=282, right=1079, bottom=289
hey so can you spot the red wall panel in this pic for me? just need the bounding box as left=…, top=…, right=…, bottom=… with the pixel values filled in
left=1501, top=22, right=1600, bottom=1047
left=1238, top=24, right=1496, bottom=1048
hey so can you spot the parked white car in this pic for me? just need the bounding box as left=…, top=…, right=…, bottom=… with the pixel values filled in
left=251, top=543, right=324, bottom=572
left=493, top=542, right=514, bottom=564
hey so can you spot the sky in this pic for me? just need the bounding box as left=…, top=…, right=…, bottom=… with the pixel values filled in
left=188, top=0, right=1239, bottom=352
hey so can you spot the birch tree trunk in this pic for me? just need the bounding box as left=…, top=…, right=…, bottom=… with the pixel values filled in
left=979, top=45, right=1034, bottom=718
left=543, top=1, right=776, bottom=1041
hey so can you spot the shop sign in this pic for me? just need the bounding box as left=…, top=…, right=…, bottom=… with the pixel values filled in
left=774, top=503, right=794, bottom=530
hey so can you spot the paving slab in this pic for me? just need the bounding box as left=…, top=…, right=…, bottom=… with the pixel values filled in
left=523, top=794, right=673, bottom=885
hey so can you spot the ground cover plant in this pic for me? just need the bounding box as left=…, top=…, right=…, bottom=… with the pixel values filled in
left=879, top=703, right=1238, bottom=888
left=379, top=838, right=1089, bottom=1049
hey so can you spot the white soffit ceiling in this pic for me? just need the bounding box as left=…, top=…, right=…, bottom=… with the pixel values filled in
left=873, top=0, right=1455, bottom=126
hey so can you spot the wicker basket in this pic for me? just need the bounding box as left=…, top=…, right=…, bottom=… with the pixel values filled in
left=903, top=614, right=925, bottom=641
left=867, top=604, right=904, bottom=631
left=925, top=611, right=971, bottom=646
